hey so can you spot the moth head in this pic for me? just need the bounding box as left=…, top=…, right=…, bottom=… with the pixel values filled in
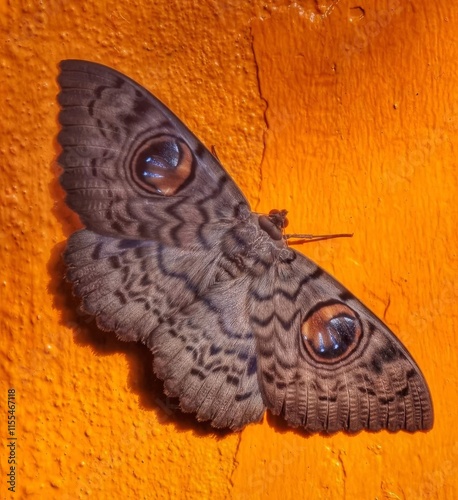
left=301, top=301, right=363, bottom=363
left=258, top=209, right=288, bottom=241
left=131, top=134, right=194, bottom=196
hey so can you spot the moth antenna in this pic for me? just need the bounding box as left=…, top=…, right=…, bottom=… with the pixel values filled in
left=284, top=232, right=353, bottom=244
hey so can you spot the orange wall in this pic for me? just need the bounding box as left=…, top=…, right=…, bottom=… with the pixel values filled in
left=1, top=1, right=457, bottom=498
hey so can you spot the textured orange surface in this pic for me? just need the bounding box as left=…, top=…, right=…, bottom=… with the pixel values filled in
left=1, top=0, right=457, bottom=498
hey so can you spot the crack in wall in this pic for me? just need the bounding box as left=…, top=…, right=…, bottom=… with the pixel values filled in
left=337, top=449, right=348, bottom=496
left=250, top=25, right=268, bottom=211
left=228, top=431, right=243, bottom=493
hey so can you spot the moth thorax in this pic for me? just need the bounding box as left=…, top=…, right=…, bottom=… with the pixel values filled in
left=301, top=302, right=362, bottom=363
left=131, top=134, right=193, bottom=196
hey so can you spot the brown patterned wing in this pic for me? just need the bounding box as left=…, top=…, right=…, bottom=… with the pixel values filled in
left=63, top=229, right=227, bottom=342
left=148, top=275, right=266, bottom=430
left=57, top=60, right=249, bottom=247
left=252, top=252, right=433, bottom=433
left=64, top=228, right=267, bottom=430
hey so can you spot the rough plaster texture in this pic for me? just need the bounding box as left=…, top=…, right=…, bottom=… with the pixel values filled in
left=0, top=0, right=457, bottom=498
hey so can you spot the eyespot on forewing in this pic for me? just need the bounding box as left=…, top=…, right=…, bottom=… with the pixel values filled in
left=131, top=134, right=194, bottom=195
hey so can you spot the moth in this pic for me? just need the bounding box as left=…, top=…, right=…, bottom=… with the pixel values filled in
left=57, top=60, right=433, bottom=432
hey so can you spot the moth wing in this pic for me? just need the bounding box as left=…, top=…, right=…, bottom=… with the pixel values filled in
left=143, top=270, right=268, bottom=429
left=57, top=59, right=249, bottom=246
left=252, top=252, right=433, bottom=433
left=64, top=229, right=265, bottom=432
